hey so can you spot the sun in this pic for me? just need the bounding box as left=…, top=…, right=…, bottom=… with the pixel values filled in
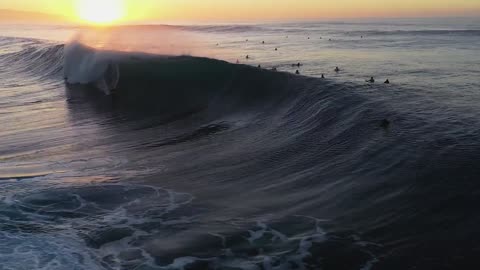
left=76, top=0, right=125, bottom=25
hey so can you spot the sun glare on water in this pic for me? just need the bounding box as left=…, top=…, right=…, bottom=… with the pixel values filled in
left=76, top=0, right=125, bottom=25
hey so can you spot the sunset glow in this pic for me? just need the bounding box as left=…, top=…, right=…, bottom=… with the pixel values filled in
left=0, top=0, right=479, bottom=24
left=76, top=0, right=125, bottom=24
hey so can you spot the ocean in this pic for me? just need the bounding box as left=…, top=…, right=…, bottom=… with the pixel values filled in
left=1, top=18, right=480, bottom=270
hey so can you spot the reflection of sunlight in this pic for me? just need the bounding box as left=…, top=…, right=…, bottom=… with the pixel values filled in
left=76, top=0, right=125, bottom=25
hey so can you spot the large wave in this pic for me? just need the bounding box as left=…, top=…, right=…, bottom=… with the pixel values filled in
left=4, top=34, right=480, bottom=269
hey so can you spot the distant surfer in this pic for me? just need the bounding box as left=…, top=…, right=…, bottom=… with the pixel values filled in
left=246, top=55, right=249, bottom=59
left=384, top=79, right=390, bottom=84
left=334, top=67, right=340, bottom=72
left=297, top=63, right=301, bottom=67
left=258, top=64, right=262, bottom=68
left=367, top=77, right=375, bottom=83
left=275, top=48, right=278, bottom=51
left=296, top=70, right=300, bottom=75
left=380, top=119, right=391, bottom=129
left=272, top=67, right=277, bottom=71
left=321, top=74, right=325, bottom=79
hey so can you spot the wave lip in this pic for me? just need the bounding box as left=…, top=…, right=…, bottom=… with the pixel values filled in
left=64, top=42, right=120, bottom=95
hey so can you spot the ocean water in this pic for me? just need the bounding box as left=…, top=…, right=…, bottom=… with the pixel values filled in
left=1, top=18, right=480, bottom=270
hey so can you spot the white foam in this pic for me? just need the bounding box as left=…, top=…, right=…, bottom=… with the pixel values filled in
left=63, top=41, right=119, bottom=95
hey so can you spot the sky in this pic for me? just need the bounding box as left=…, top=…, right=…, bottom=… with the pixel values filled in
left=0, top=0, right=479, bottom=23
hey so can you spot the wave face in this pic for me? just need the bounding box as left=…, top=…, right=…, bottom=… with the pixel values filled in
left=2, top=30, right=480, bottom=270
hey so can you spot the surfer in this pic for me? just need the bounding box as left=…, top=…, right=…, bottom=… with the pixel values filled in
left=275, top=48, right=278, bottom=51
left=335, top=67, right=340, bottom=72
left=321, top=74, right=325, bottom=79
left=367, top=77, right=375, bottom=83
left=296, top=70, right=300, bottom=75
left=380, top=119, right=390, bottom=129
left=384, top=79, right=390, bottom=84
left=246, top=55, right=249, bottom=59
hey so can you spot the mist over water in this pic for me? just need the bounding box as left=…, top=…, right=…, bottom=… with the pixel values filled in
left=1, top=18, right=480, bottom=269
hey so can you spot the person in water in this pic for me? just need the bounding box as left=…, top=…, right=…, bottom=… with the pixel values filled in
left=334, top=67, right=340, bottom=72
left=367, top=77, right=375, bottom=83
left=384, top=79, right=390, bottom=84
left=296, top=70, right=300, bottom=75
left=321, top=74, right=325, bottom=79
left=246, top=55, right=249, bottom=59
left=380, top=119, right=390, bottom=129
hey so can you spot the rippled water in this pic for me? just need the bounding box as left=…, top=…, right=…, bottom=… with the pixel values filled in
left=1, top=18, right=480, bottom=269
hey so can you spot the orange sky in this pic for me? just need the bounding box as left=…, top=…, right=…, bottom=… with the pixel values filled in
left=0, top=0, right=479, bottom=23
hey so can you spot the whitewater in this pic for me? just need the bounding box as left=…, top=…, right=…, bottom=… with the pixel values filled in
left=1, top=18, right=480, bottom=270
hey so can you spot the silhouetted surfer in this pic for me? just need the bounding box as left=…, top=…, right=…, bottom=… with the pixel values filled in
left=334, top=67, right=340, bottom=72
left=246, top=55, right=249, bottom=59
left=384, top=79, right=390, bottom=84
left=367, top=77, right=375, bottom=83
left=380, top=119, right=390, bottom=129
left=296, top=70, right=300, bottom=75
left=321, top=74, right=325, bottom=79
